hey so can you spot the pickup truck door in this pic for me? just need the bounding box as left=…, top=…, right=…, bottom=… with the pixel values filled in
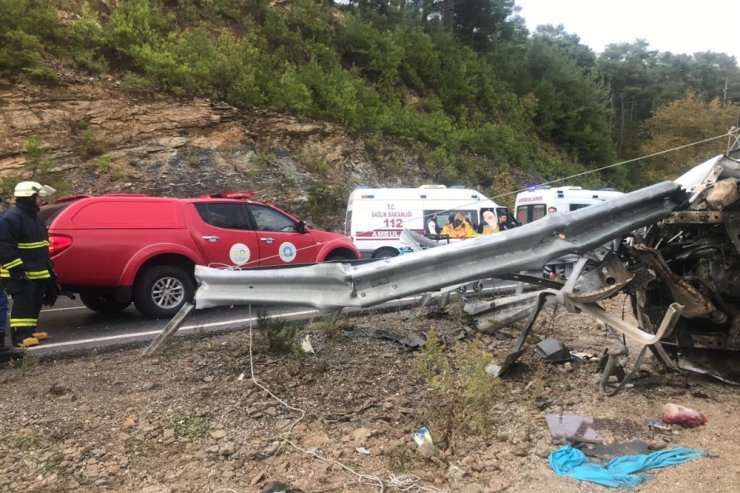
left=245, top=203, right=317, bottom=266
left=190, top=202, right=261, bottom=268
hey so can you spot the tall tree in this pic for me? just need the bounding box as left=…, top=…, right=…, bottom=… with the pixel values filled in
left=598, top=41, right=658, bottom=158
left=639, top=92, right=739, bottom=184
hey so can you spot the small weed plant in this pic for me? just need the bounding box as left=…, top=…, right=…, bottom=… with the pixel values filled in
left=171, top=415, right=211, bottom=439
left=254, top=309, right=299, bottom=355
left=97, top=154, right=112, bottom=173
left=415, top=328, right=499, bottom=434
left=309, top=313, right=354, bottom=341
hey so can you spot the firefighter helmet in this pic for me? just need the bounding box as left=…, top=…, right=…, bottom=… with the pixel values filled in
left=14, top=181, right=56, bottom=198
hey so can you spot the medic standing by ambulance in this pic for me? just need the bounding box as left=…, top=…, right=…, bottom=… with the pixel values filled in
left=0, top=181, right=60, bottom=348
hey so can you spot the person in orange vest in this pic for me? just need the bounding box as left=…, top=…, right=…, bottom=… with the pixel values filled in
left=450, top=211, right=476, bottom=238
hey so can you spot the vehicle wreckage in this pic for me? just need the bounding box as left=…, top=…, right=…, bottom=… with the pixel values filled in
left=193, top=138, right=740, bottom=390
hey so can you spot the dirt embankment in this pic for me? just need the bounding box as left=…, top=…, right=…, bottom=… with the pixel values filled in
left=0, top=78, right=423, bottom=229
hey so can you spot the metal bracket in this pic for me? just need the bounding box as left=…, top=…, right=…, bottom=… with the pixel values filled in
left=574, top=301, right=684, bottom=346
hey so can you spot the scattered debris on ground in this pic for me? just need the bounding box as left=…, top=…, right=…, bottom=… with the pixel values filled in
left=1, top=296, right=738, bottom=492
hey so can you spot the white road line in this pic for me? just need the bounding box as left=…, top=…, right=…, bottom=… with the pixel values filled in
left=29, top=309, right=319, bottom=350
left=41, top=306, right=89, bottom=313
left=30, top=283, right=518, bottom=351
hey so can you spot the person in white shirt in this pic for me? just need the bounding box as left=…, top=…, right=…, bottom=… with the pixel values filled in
left=426, top=213, right=439, bottom=236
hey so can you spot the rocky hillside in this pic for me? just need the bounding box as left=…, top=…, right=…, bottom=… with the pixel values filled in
left=0, top=78, right=432, bottom=230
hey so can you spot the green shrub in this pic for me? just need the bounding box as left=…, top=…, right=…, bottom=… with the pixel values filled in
left=0, top=0, right=56, bottom=75
left=308, top=313, right=354, bottom=342
left=22, top=136, right=68, bottom=195
left=97, top=155, right=112, bottom=173
left=78, top=127, right=104, bottom=158
left=415, top=329, right=499, bottom=433
left=254, top=309, right=299, bottom=355
left=66, top=2, right=109, bottom=74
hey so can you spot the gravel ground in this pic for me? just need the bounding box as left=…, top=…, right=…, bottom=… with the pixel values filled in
left=0, top=295, right=738, bottom=493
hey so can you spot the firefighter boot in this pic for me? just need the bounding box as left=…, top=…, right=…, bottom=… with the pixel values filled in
left=17, top=337, right=39, bottom=348
left=32, top=332, right=48, bottom=341
left=11, top=329, right=39, bottom=348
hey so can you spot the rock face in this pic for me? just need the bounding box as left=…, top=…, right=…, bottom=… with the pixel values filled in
left=0, top=79, right=417, bottom=228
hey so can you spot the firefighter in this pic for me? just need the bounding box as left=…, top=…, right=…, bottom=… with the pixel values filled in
left=0, top=181, right=59, bottom=347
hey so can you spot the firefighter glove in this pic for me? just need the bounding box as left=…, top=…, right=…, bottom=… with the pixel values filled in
left=43, top=284, right=59, bottom=307
left=8, top=267, right=27, bottom=283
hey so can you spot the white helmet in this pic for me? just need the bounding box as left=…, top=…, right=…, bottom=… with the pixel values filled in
left=14, top=181, right=56, bottom=198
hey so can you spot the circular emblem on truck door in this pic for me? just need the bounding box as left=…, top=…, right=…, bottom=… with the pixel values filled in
left=279, top=242, right=297, bottom=262
left=229, top=243, right=251, bottom=266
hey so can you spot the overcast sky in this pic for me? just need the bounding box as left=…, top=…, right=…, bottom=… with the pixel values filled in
left=514, top=0, right=740, bottom=62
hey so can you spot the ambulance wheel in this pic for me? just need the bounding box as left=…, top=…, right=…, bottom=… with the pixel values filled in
left=372, top=248, right=399, bottom=259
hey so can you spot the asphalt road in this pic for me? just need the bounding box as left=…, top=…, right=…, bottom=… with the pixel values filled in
left=23, top=279, right=521, bottom=359
left=27, top=296, right=322, bottom=359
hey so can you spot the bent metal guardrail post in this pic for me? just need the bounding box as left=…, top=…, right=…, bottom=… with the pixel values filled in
left=194, top=181, right=686, bottom=313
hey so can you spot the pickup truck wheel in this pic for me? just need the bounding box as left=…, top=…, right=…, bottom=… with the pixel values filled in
left=79, top=291, right=131, bottom=313
left=134, top=265, right=194, bottom=318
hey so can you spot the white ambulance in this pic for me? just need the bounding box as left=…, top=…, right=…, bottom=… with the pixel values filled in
left=514, top=186, right=624, bottom=224
left=345, top=185, right=508, bottom=258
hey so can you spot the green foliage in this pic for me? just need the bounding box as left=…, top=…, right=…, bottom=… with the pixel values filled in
left=22, top=136, right=68, bottom=195
left=254, top=309, right=299, bottom=355
left=14, top=433, right=38, bottom=449
left=65, top=1, right=109, bottom=74
left=9, top=0, right=740, bottom=190
left=640, top=92, right=738, bottom=184
left=308, top=313, right=354, bottom=342
left=24, top=135, right=52, bottom=177
left=415, top=328, right=499, bottom=433
left=77, top=126, right=104, bottom=158
left=171, top=414, right=211, bottom=439
left=0, top=0, right=56, bottom=75
left=306, top=182, right=346, bottom=222
left=97, top=154, right=112, bottom=173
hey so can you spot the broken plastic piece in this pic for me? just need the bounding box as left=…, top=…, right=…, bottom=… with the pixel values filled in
left=484, top=362, right=503, bottom=378
left=645, top=419, right=672, bottom=434
left=545, top=414, right=603, bottom=443
left=535, top=336, right=573, bottom=363
left=571, top=351, right=598, bottom=361
left=580, top=439, right=651, bottom=458
left=300, top=334, right=315, bottom=354
left=374, top=329, right=426, bottom=349
left=413, top=426, right=433, bottom=447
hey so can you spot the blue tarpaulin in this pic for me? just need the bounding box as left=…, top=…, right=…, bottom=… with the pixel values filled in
left=549, top=445, right=706, bottom=488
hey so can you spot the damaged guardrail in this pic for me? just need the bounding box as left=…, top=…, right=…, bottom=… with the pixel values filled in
left=194, top=181, right=686, bottom=312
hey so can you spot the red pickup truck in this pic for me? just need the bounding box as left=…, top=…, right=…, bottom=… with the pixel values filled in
left=40, top=192, right=359, bottom=318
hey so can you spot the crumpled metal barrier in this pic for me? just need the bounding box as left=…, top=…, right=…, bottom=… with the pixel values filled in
left=194, top=181, right=686, bottom=312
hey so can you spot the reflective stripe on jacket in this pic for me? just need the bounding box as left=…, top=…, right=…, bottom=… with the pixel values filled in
left=0, top=203, right=53, bottom=279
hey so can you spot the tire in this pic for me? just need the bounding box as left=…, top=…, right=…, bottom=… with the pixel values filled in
left=133, top=265, right=195, bottom=318
left=79, top=291, right=131, bottom=313
left=372, top=248, right=398, bottom=259
left=325, top=252, right=353, bottom=262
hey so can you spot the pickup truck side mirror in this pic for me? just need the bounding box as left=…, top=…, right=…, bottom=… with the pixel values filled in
left=296, top=220, right=307, bottom=233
